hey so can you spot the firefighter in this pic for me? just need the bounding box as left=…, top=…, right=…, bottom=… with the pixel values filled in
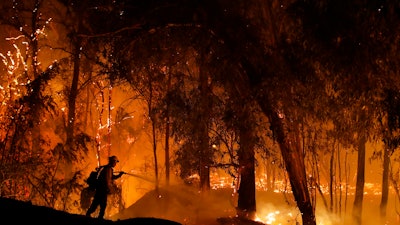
left=86, top=155, right=125, bottom=219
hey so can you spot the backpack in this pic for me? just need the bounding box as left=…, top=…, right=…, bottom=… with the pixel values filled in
left=85, top=166, right=104, bottom=190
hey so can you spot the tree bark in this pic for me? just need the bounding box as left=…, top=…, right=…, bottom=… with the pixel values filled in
left=66, top=35, right=80, bottom=151
left=198, top=62, right=211, bottom=192
left=352, top=134, right=366, bottom=225
left=29, top=0, right=42, bottom=157
left=258, top=99, right=316, bottom=225
left=236, top=106, right=256, bottom=219
left=380, top=143, right=390, bottom=219
left=66, top=2, right=86, bottom=161
left=164, top=72, right=171, bottom=186
left=148, top=78, right=159, bottom=190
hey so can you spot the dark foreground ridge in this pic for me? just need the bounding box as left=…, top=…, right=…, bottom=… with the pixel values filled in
left=0, top=197, right=182, bottom=225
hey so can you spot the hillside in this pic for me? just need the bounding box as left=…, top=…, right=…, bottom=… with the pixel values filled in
left=0, top=197, right=181, bottom=225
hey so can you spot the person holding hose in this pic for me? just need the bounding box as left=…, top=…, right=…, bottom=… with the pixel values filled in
left=86, top=155, right=125, bottom=219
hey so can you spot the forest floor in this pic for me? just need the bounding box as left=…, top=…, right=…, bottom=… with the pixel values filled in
left=0, top=196, right=180, bottom=225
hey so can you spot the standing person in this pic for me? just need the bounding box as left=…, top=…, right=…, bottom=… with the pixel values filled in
left=86, top=155, right=124, bottom=219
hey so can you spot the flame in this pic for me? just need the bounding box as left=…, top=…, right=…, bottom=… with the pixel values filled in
left=255, top=211, right=281, bottom=224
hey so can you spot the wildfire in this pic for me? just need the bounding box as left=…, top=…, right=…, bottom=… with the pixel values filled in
left=254, top=208, right=301, bottom=225
left=255, top=211, right=281, bottom=224
left=208, top=171, right=392, bottom=225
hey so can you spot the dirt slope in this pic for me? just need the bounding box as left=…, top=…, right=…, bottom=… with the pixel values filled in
left=0, top=197, right=181, bottom=225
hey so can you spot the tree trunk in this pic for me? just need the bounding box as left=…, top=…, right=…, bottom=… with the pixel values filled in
left=352, top=134, right=366, bottom=225
left=198, top=52, right=211, bottom=191
left=236, top=106, right=256, bottom=219
left=165, top=72, right=171, bottom=186
left=152, top=117, right=159, bottom=190
left=66, top=7, right=84, bottom=161
left=258, top=100, right=316, bottom=225
left=329, top=146, right=335, bottom=212
left=380, top=143, right=390, bottom=219
left=164, top=108, right=170, bottom=186
left=66, top=39, right=80, bottom=153
left=148, top=79, right=159, bottom=190
left=30, top=0, right=41, bottom=154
